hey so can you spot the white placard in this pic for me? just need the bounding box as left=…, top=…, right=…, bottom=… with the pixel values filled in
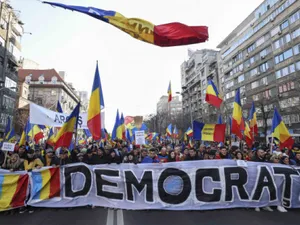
left=135, top=130, right=145, bottom=145
left=231, top=141, right=240, bottom=147
left=1, top=142, right=16, bottom=152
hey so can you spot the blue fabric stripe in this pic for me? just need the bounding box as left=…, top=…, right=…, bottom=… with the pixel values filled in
left=193, top=121, right=204, bottom=140
left=32, top=172, right=43, bottom=200
left=0, top=175, right=4, bottom=199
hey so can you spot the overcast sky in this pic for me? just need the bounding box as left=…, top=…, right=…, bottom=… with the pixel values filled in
left=11, top=0, right=263, bottom=131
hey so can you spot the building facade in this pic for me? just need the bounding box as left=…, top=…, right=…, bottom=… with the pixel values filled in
left=180, top=49, right=219, bottom=124
left=157, top=95, right=182, bottom=117
left=18, top=69, right=80, bottom=113
left=217, top=0, right=300, bottom=137
left=78, top=90, right=89, bottom=112
left=0, top=1, right=23, bottom=137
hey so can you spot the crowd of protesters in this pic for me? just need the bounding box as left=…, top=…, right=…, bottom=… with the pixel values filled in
left=0, top=140, right=300, bottom=214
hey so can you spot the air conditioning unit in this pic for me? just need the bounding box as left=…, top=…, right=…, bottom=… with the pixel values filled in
left=261, top=55, right=265, bottom=59
left=247, top=64, right=250, bottom=68
left=246, top=53, right=249, bottom=57
left=278, top=31, right=282, bottom=35
left=265, top=83, right=268, bottom=86
left=270, top=17, right=275, bottom=22
left=250, top=23, right=254, bottom=27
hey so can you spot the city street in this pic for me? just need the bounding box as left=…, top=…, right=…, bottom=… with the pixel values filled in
left=1, top=208, right=300, bottom=225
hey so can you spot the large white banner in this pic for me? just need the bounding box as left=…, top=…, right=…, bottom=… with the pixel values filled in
left=29, top=103, right=105, bottom=129
left=27, top=161, right=300, bottom=210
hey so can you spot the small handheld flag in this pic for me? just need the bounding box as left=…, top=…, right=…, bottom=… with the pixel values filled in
left=167, top=81, right=172, bottom=102
left=205, top=80, right=223, bottom=108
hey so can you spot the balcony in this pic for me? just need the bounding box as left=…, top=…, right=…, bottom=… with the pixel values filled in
left=6, top=70, right=18, bottom=82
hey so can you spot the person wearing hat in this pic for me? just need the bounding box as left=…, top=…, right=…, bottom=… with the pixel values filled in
left=59, top=148, right=72, bottom=165
left=107, top=149, right=122, bottom=164
left=251, top=146, right=267, bottom=162
left=83, top=148, right=97, bottom=165
left=44, top=148, right=59, bottom=167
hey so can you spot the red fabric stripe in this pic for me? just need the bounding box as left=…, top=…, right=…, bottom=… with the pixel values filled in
left=231, top=119, right=243, bottom=139
left=87, top=113, right=101, bottom=140
left=154, top=23, right=208, bottom=47
left=55, top=132, right=73, bottom=149
left=34, top=132, right=44, bottom=143
left=280, top=136, right=294, bottom=150
left=49, top=168, right=61, bottom=198
left=168, top=95, right=172, bottom=102
left=250, top=125, right=258, bottom=135
left=245, top=136, right=253, bottom=148
left=10, top=174, right=29, bottom=208
left=205, top=94, right=223, bottom=108
left=213, top=124, right=226, bottom=142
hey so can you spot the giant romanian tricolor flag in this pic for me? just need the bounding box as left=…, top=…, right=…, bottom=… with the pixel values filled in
left=87, top=62, right=104, bottom=140
left=193, top=121, right=226, bottom=142
left=31, top=168, right=60, bottom=202
left=231, top=88, right=244, bottom=139
left=53, top=103, right=80, bottom=149
left=168, top=81, right=172, bottom=102
left=249, top=101, right=258, bottom=135
left=205, top=80, right=223, bottom=108
left=43, top=2, right=209, bottom=47
left=271, top=107, right=294, bottom=149
left=0, top=173, right=29, bottom=211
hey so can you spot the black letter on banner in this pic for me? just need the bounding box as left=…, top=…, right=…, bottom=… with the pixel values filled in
left=64, top=165, right=91, bottom=198
left=195, top=168, right=221, bottom=202
left=158, top=168, right=191, bottom=204
left=125, top=171, right=153, bottom=202
left=273, top=167, right=299, bottom=208
left=95, top=169, right=123, bottom=200
left=224, top=167, right=249, bottom=201
left=252, top=166, right=277, bottom=201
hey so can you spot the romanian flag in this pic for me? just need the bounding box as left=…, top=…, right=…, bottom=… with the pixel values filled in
left=4, top=117, right=11, bottom=140
left=244, top=122, right=253, bottom=148
left=193, top=121, right=226, bottom=142
left=56, top=101, right=63, bottom=113
left=166, top=124, right=172, bottom=136
left=231, top=88, right=244, bottom=139
left=87, top=62, right=104, bottom=140
left=186, top=127, right=193, bottom=137
left=6, top=128, right=16, bottom=143
left=118, top=113, right=126, bottom=140
left=205, top=80, right=223, bottom=108
left=31, top=168, right=60, bottom=201
left=249, top=102, right=258, bottom=135
left=173, top=126, right=178, bottom=139
left=217, top=115, right=223, bottom=124
left=271, top=107, right=294, bottom=149
left=47, top=128, right=56, bottom=145
left=43, top=2, right=209, bottom=47
left=28, top=125, right=44, bottom=143
left=53, top=103, right=80, bottom=149
left=112, top=110, right=120, bottom=140
left=168, top=81, right=172, bottom=102
left=0, top=173, right=29, bottom=211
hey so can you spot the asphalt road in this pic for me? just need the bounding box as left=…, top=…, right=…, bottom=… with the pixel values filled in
left=1, top=207, right=300, bottom=225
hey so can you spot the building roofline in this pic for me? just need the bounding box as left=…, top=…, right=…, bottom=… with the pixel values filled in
left=216, top=1, right=267, bottom=49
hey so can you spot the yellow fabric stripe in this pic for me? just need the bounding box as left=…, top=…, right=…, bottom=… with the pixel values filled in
left=0, top=175, right=19, bottom=211
left=232, top=102, right=242, bottom=124
left=202, top=124, right=215, bottom=142
left=88, top=88, right=100, bottom=121
left=273, top=121, right=291, bottom=143
left=39, top=169, right=51, bottom=200
left=53, top=117, right=77, bottom=142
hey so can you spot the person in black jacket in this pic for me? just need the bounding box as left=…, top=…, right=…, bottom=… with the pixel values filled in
left=123, top=152, right=138, bottom=164
left=94, top=147, right=107, bottom=164
left=59, top=148, right=72, bottom=165
left=107, top=149, right=122, bottom=164
left=184, top=148, right=200, bottom=161
left=83, top=148, right=98, bottom=165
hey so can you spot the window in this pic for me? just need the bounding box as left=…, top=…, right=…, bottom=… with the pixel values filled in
left=296, top=61, right=300, bottom=70
left=240, top=85, right=246, bottom=94
left=238, top=74, right=245, bottom=83
left=256, top=36, right=265, bottom=47
left=260, top=49, right=267, bottom=58
left=225, top=80, right=234, bottom=89
left=225, top=90, right=235, bottom=100
left=275, top=48, right=293, bottom=64
left=271, top=26, right=280, bottom=37
left=276, top=64, right=295, bottom=79
left=251, top=81, right=259, bottom=89
left=259, top=62, right=269, bottom=73
left=38, top=75, right=45, bottom=84
left=281, top=20, right=289, bottom=30
left=232, top=52, right=243, bottom=63
left=253, top=94, right=260, bottom=101
left=261, top=76, right=268, bottom=85
left=3, top=95, right=15, bottom=110
left=241, top=97, right=247, bottom=105
left=202, top=80, right=206, bottom=86
left=273, top=34, right=291, bottom=50
left=247, top=43, right=256, bottom=53
left=290, top=10, right=300, bottom=24
left=279, top=81, right=295, bottom=93
left=280, top=97, right=300, bottom=109
left=293, top=44, right=300, bottom=55
left=5, top=77, right=17, bottom=91
left=221, top=77, right=225, bottom=83
left=51, top=76, right=57, bottom=84
left=292, top=28, right=300, bottom=39
left=249, top=68, right=258, bottom=77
